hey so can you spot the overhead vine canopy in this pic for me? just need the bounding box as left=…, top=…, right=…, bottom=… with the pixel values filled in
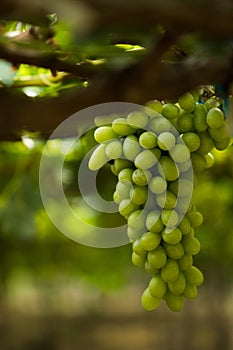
left=0, top=0, right=232, bottom=140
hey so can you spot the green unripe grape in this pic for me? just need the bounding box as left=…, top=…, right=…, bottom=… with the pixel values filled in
left=197, top=131, right=214, bottom=155
left=186, top=210, right=203, bottom=228
left=177, top=159, right=192, bottom=172
left=141, top=288, right=162, bottom=311
left=144, top=261, right=160, bottom=275
left=127, top=226, right=140, bottom=241
left=191, top=152, right=207, bottom=173
left=214, top=137, right=231, bottom=150
left=178, top=253, right=193, bottom=271
left=113, top=191, right=121, bottom=204
left=140, top=231, right=161, bottom=251
left=165, top=292, right=184, bottom=312
left=146, top=210, right=164, bottom=233
left=193, top=104, right=208, bottom=132
left=149, top=176, right=167, bottom=194
left=116, top=180, right=132, bottom=198
left=119, top=199, right=139, bottom=217
left=205, top=98, right=220, bottom=110
left=135, top=149, right=160, bottom=170
left=169, top=179, right=193, bottom=197
left=175, top=196, right=192, bottom=215
left=118, top=168, right=134, bottom=182
left=162, top=103, right=180, bottom=119
left=182, top=132, right=201, bottom=152
left=205, top=153, right=214, bottom=168
left=163, top=242, right=184, bottom=259
left=112, top=159, right=133, bottom=175
left=94, top=114, right=118, bottom=126
left=208, top=122, right=230, bottom=142
left=177, top=113, right=194, bottom=133
left=149, top=275, right=167, bottom=298
left=182, top=284, right=197, bottom=299
left=184, top=266, right=204, bottom=286
left=190, top=89, right=200, bottom=103
left=149, top=116, right=172, bottom=133
left=130, top=185, right=148, bottom=205
left=178, top=216, right=191, bottom=235
left=139, top=131, right=157, bottom=149
left=178, top=92, right=196, bottom=113
left=132, top=252, right=146, bottom=268
left=132, top=169, right=152, bottom=186
left=105, top=140, right=123, bottom=159
left=112, top=117, right=135, bottom=136
left=128, top=209, right=147, bottom=231
left=156, top=191, right=177, bottom=209
left=127, top=110, right=149, bottom=129
left=132, top=239, right=147, bottom=256
left=88, top=144, right=109, bottom=171
left=161, top=209, right=179, bottom=228
left=147, top=246, right=167, bottom=269
left=161, top=227, right=182, bottom=245
left=168, top=272, right=186, bottom=295
left=94, top=126, right=117, bottom=143
left=182, top=235, right=200, bottom=255
left=158, top=156, right=179, bottom=181
left=161, top=258, right=179, bottom=282
left=157, top=132, right=176, bottom=151
left=123, top=135, right=141, bottom=161
left=170, top=144, right=190, bottom=163
left=145, top=99, right=163, bottom=115
left=206, top=107, right=224, bottom=128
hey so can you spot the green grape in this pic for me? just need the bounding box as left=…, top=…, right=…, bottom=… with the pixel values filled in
left=135, top=149, right=160, bottom=170
left=118, top=168, right=134, bottom=182
left=178, top=216, right=191, bottom=235
left=140, top=231, right=161, bottom=251
left=123, top=135, right=141, bottom=161
left=128, top=209, right=147, bottom=231
left=186, top=210, right=203, bottom=228
left=184, top=266, right=204, bottom=286
left=182, top=235, right=200, bottom=255
left=119, top=199, right=139, bottom=217
left=165, top=292, right=184, bottom=312
left=161, top=258, right=179, bottom=282
left=168, top=179, right=193, bottom=197
left=208, top=122, right=230, bottom=142
left=158, top=156, right=179, bottom=181
left=132, top=252, right=146, bottom=268
left=141, top=288, right=162, bottom=311
left=191, top=152, right=207, bottom=173
left=112, top=117, right=135, bottom=135
left=205, top=98, right=220, bottom=110
left=193, top=104, right=208, bottom=132
left=182, top=132, right=201, bottom=152
left=205, top=153, right=214, bottom=168
left=127, top=226, right=140, bottom=241
left=206, top=107, right=224, bottom=128
left=162, top=103, right=180, bottom=119
left=157, top=132, right=176, bottom=151
left=146, top=210, right=164, bottom=233
left=147, top=246, right=167, bottom=269
left=177, top=159, right=192, bottom=172
left=168, top=271, right=186, bottom=295
left=94, top=114, right=118, bottom=126
left=127, top=110, right=149, bottom=129
left=161, top=227, right=182, bottom=245
left=178, top=92, right=196, bottom=113
left=132, top=239, right=147, bottom=256
left=149, top=275, right=167, bottom=298
left=169, top=144, right=190, bottom=163
left=177, top=113, right=194, bottom=132
left=163, top=242, right=184, bottom=259
left=105, top=140, right=123, bottom=159
left=197, top=131, right=214, bottom=155
left=161, top=209, right=179, bottom=228
left=145, top=99, right=163, bottom=115
left=111, top=159, right=133, bottom=175
left=149, top=116, right=172, bottom=133
left=94, top=126, right=117, bottom=143
left=149, top=176, right=167, bottom=194
left=156, top=191, right=177, bottom=209
left=214, top=137, right=231, bottom=150
left=178, top=253, right=193, bottom=271
left=139, top=131, right=157, bottom=149
left=130, top=185, right=148, bottom=205
left=115, top=180, right=132, bottom=198
left=182, top=284, right=197, bottom=299
left=144, top=261, right=160, bottom=275
left=132, top=169, right=152, bottom=186
left=88, top=144, right=109, bottom=171
left=175, top=197, right=192, bottom=215
left=113, top=191, right=121, bottom=204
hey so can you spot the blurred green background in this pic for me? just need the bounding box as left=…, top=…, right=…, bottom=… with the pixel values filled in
left=0, top=136, right=233, bottom=350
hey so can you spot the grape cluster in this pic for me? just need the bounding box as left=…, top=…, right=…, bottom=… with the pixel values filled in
left=88, top=91, right=230, bottom=312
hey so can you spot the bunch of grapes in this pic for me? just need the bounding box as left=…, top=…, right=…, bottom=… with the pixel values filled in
left=88, top=90, right=231, bottom=312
